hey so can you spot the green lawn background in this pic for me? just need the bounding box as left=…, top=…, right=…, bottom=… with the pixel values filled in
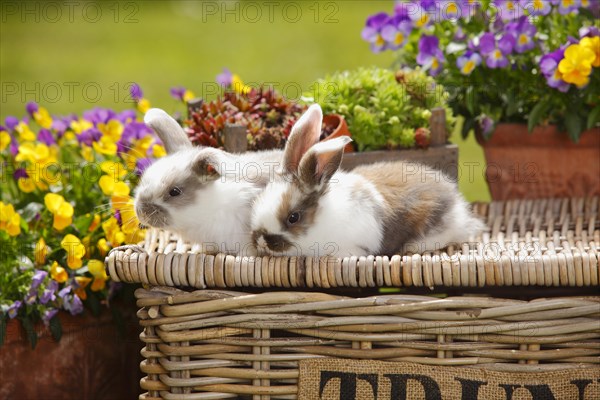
left=0, top=1, right=489, bottom=201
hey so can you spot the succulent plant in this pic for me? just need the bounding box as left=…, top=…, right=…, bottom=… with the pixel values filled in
left=185, top=88, right=306, bottom=151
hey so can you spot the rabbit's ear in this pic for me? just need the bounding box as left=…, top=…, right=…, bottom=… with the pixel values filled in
left=282, top=104, right=323, bottom=174
left=299, top=136, right=352, bottom=187
left=144, top=108, right=192, bottom=154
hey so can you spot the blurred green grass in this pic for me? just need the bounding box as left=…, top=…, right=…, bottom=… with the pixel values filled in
left=0, top=1, right=489, bottom=201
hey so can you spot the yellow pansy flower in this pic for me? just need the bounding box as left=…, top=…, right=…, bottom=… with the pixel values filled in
left=0, top=130, right=11, bottom=151
left=18, top=177, right=36, bottom=193
left=100, top=161, right=127, bottom=179
left=183, top=90, right=195, bottom=103
left=60, top=234, right=86, bottom=269
left=98, top=119, right=124, bottom=142
left=33, top=107, right=53, bottom=129
left=50, top=261, right=68, bottom=283
left=97, top=238, right=111, bottom=256
left=98, top=175, right=130, bottom=197
left=88, top=259, right=109, bottom=292
left=152, top=144, right=166, bottom=158
left=92, top=136, right=117, bottom=155
left=558, top=43, right=596, bottom=87
left=129, top=135, right=154, bottom=159
left=89, top=214, right=101, bottom=232
left=74, top=276, right=92, bottom=300
left=580, top=36, right=600, bottom=68
left=137, top=98, right=151, bottom=113
left=70, top=118, right=93, bottom=134
left=231, top=74, right=252, bottom=95
left=102, top=217, right=125, bottom=246
left=15, top=121, right=36, bottom=142
left=81, top=144, right=94, bottom=162
left=0, top=202, right=21, bottom=236
left=45, top=193, right=74, bottom=231
left=35, top=237, right=48, bottom=265
left=16, top=142, right=50, bottom=164
left=120, top=204, right=140, bottom=235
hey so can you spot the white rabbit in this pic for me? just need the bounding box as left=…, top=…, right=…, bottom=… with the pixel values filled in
left=250, top=104, right=485, bottom=257
left=134, top=108, right=284, bottom=255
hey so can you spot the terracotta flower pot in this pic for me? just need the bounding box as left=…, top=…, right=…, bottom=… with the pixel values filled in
left=321, top=114, right=354, bottom=152
left=477, top=124, right=600, bottom=200
left=0, top=308, right=142, bottom=400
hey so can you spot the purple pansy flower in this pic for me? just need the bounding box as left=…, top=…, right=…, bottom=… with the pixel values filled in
left=130, top=83, right=143, bottom=101
left=136, top=158, right=154, bottom=175
left=460, top=0, right=481, bottom=18
left=83, top=108, right=117, bottom=125
left=40, top=280, right=58, bottom=305
left=506, top=17, right=536, bottom=53
left=51, top=119, right=68, bottom=135
left=26, top=101, right=39, bottom=115
left=520, top=0, right=552, bottom=16
left=42, top=308, right=58, bottom=325
left=14, top=168, right=28, bottom=180
left=498, top=33, right=516, bottom=54
left=493, top=0, right=524, bottom=21
left=114, top=209, right=122, bottom=225
left=556, top=0, right=580, bottom=15
left=380, top=14, right=413, bottom=50
left=479, top=115, right=495, bottom=138
left=579, top=25, right=600, bottom=38
left=117, top=109, right=137, bottom=124
left=361, top=13, right=391, bottom=52
left=436, top=0, right=462, bottom=20
left=417, top=35, right=445, bottom=76
left=216, top=68, right=234, bottom=87
left=58, top=286, right=84, bottom=315
left=5, top=116, right=19, bottom=131
left=457, top=51, right=482, bottom=74
left=7, top=301, right=22, bottom=318
left=170, top=86, right=187, bottom=101
left=77, top=127, right=102, bottom=146
left=37, top=129, right=55, bottom=146
left=540, top=48, right=570, bottom=92
left=31, top=270, right=48, bottom=290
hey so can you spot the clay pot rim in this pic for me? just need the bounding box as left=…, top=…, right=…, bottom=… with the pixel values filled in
left=476, top=123, right=600, bottom=147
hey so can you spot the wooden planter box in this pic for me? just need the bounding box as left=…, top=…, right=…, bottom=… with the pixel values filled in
left=221, top=108, right=458, bottom=180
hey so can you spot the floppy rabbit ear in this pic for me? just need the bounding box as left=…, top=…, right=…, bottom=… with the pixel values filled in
left=282, top=104, right=323, bottom=174
left=144, top=108, right=192, bottom=154
left=298, top=136, right=352, bottom=187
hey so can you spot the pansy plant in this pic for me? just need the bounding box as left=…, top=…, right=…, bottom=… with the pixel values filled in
left=362, top=0, right=600, bottom=141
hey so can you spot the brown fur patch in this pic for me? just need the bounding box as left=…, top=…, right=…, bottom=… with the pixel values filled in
left=354, top=161, right=456, bottom=255
left=275, top=178, right=324, bottom=238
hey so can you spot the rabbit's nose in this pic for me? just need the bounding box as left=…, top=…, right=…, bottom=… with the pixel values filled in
left=255, top=235, right=268, bottom=250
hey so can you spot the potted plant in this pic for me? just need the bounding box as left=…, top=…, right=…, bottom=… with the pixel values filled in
left=362, top=0, right=600, bottom=199
left=173, top=69, right=353, bottom=153
left=308, top=66, right=459, bottom=178
left=0, top=90, right=159, bottom=398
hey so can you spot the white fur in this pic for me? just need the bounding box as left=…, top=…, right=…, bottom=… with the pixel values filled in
left=252, top=172, right=386, bottom=257
left=136, top=147, right=281, bottom=255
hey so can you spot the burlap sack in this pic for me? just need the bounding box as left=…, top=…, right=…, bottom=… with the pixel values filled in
left=298, top=358, right=600, bottom=400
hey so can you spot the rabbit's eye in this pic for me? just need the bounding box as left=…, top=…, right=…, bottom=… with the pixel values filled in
left=169, top=187, right=182, bottom=197
left=287, top=212, right=301, bottom=225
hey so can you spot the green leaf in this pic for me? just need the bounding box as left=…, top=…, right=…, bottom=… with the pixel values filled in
left=49, top=315, right=62, bottom=342
left=461, top=118, right=475, bottom=140
left=565, top=112, right=583, bottom=143
left=20, top=317, right=37, bottom=349
left=0, top=317, right=6, bottom=347
left=73, top=213, right=94, bottom=233
left=528, top=100, right=550, bottom=133
left=587, top=105, right=600, bottom=130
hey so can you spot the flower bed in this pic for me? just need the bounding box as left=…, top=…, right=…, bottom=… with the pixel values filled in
left=0, top=86, right=160, bottom=345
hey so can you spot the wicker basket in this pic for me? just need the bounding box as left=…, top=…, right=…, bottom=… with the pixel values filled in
left=105, top=197, right=600, bottom=399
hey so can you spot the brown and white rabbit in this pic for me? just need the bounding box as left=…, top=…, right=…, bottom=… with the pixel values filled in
left=250, top=104, right=485, bottom=257
left=134, top=108, right=283, bottom=255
